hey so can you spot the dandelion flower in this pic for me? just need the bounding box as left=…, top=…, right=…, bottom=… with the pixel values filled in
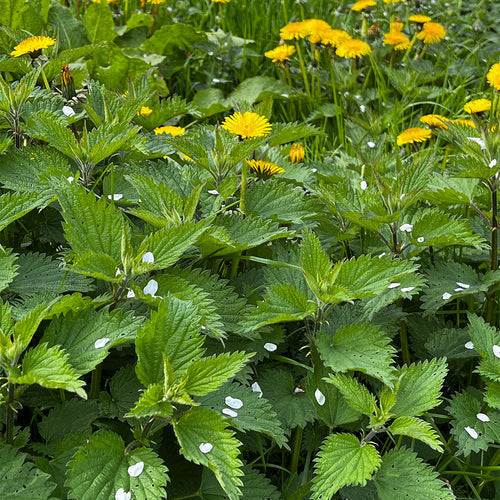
left=139, top=106, right=153, bottom=116
left=390, top=20, right=404, bottom=32
left=247, top=159, right=284, bottom=176
left=351, top=0, right=376, bottom=11
left=11, top=36, right=56, bottom=57
left=289, top=144, right=305, bottom=163
left=383, top=31, right=410, bottom=50
left=264, top=45, right=296, bottom=65
left=336, top=39, right=372, bottom=58
left=320, top=29, right=352, bottom=48
left=221, top=111, right=271, bottom=139
left=212, top=0, right=230, bottom=2
left=417, top=22, right=446, bottom=44
left=280, top=21, right=309, bottom=40
left=154, top=126, right=186, bottom=136
left=397, top=127, right=431, bottom=146
left=409, top=14, right=432, bottom=23
left=419, top=114, right=448, bottom=129
left=450, top=119, right=476, bottom=129
left=147, top=0, right=166, bottom=4
left=487, top=63, right=500, bottom=90
left=464, top=98, right=491, bottom=113
left=383, top=0, right=405, bottom=3
left=303, top=19, right=332, bottom=43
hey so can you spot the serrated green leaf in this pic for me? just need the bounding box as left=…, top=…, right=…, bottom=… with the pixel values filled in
left=312, top=433, right=381, bottom=499
left=173, top=408, right=243, bottom=500
left=66, top=431, right=168, bottom=500
left=128, top=384, right=174, bottom=418
left=10, top=343, right=86, bottom=398
left=325, top=374, right=377, bottom=416
left=0, top=247, right=18, bottom=293
left=198, top=381, right=288, bottom=448
left=468, top=314, right=500, bottom=382
left=316, top=322, right=397, bottom=386
left=42, top=308, right=142, bottom=375
left=301, top=227, right=332, bottom=298
left=135, top=294, right=204, bottom=385
left=486, top=380, right=500, bottom=409
left=0, top=190, right=50, bottom=232
left=184, top=352, right=252, bottom=396
left=389, top=416, right=443, bottom=451
left=391, top=359, right=448, bottom=417
left=0, top=443, right=56, bottom=499
left=373, top=447, right=454, bottom=499
left=268, top=121, right=320, bottom=147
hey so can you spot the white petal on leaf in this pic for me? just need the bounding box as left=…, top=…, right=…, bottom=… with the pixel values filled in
left=224, top=396, right=243, bottom=409
left=251, top=382, right=263, bottom=398
left=127, top=461, right=145, bottom=477
left=67, top=176, right=74, bottom=183
left=62, top=105, right=75, bottom=117
left=387, top=283, right=400, bottom=289
left=143, top=279, right=159, bottom=297
left=401, top=287, right=415, bottom=293
left=294, top=387, right=305, bottom=393
left=264, top=342, right=278, bottom=352
left=456, top=282, right=470, bottom=289
left=493, top=345, right=500, bottom=358
left=107, top=194, right=123, bottom=201
left=467, top=137, right=486, bottom=149
left=464, top=341, right=475, bottom=350
left=127, top=290, right=136, bottom=299
left=199, top=442, right=213, bottom=453
left=367, top=141, right=375, bottom=148
left=315, top=389, right=326, bottom=406
left=476, top=413, right=490, bottom=422
left=142, top=252, right=154, bottom=264
left=222, top=408, right=238, bottom=418
left=94, top=338, right=111, bottom=349
left=464, top=426, right=478, bottom=439
left=360, top=180, right=368, bottom=190
left=454, top=288, right=465, bottom=292
left=208, top=189, right=219, bottom=195
left=115, top=488, right=131, bottom=500
left=417, top=237, right=424, bottom=243
left=442, top=292, right=452, bottom=300
left=399, top=223, right=413, bottom=232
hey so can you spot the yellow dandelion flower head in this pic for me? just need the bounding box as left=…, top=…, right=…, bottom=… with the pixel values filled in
left=289, top=143, right=305, bottom=163
left=303, top=19, right=332, bottom=43
left=419, top=114, right=448, bottom=129
left=390, top=20, right=404, bottom=32
left=416, top=22, right=446, bottom=44
left=221, top=111, right=272, bottom=139
left=320, top=29, right=352, bottom=48
left=351, top=0, right=377, bottom=11
left=264, top=45, right=296, bottom=64
left=147, top=0, right=166, bottom=4
left=383, top=31, right=410, bottom=50
left=247, top=159, right=285, bottom=177
left=139, top=106, right=153, bottom=116
left=397, top=127, right=432, bottom=146
left=408, top=14, right=432, bottom=23
left=11, top=36, right=56, bottom=57
left=280, top=21, right=309, bottom=40
left=336, top=39, right=372, bottom=58
left=487, top=63, right=500, bottom=91
left=154, top=126, right=186, bottom=136
left=450, top=119, right=476, bottom=129
left=464, top=98, right=491, bottom=114
left=211, top=0, right=231, bottom=2
left=93, top=0, right=114, bottom=4
left=182, top=154, right=194, bottom=162
left=383, top=0, right=405, bottom=3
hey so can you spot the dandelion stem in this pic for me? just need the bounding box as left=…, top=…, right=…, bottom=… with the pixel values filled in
left=239, top=160, right=248, bottom=212
left=40, top=67, right=51, bottom=92
left=328, top=48, right=345, bottom=146
left=5, top=383, right=15, bottom=445
left=295, top=40, right=311, bottom=98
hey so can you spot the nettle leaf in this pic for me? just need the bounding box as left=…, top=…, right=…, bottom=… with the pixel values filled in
left=468, top=314, right=500, bottom=382
left=136, top=220, right=207, bottom=271
left=183, top=352, right=253, bottom=396
left=42, top=308, right=142, bottom=375
left=242, top=283, right=317, bottom=332
left=173, top=408, right=244, bottom=500
left=447, top=390, right=500, bottom=456
left=312, top=433, right=381, bottom=499
left=268, top=121, right=320, bottom=147
left=198, top=381, right=288, bottom=448
left=390, top=359, right=447, bottom=417
left=326, top=374, right=377, bottom=416
left=256, top=368, right=316, bottom=430
left=424, top=174, right=478, bottom=205
left=0, top=190, right=50, bottom=232
left=486, top=381, right=500, bottom=409
left=56, top=182, right=123, bottom=267
left=0, top=443, right=56, bottom=499
left=408, top=210, right=485, bottom=249
left=9, top=252, right=93, bottom=297
left=66, top=431, right=168, bottom=500
left=199, top=213, right=293, bottom=256
left=389, top=416, right=443, bottom=452
left=316, top=322, right=397, bottom=386
left=301, top=227, right=332, bottom=297
left=10, top=343, right=86, bottom=399
left=128, top=384, right=174, bottom=419
left=0, top=248, right=18, bottom=293
left=135, top=294, right=204, bottom=385
left=38, top=399, right=100, bottom=445
left=373, top=447, right=454, bottom=500
left=245, top=179, right=317, bottom=223
left=424, top=326, right=475, bottom=359
left=99, top=365, right=143, bottom=420
left=421, top=261, right=497, bottom=315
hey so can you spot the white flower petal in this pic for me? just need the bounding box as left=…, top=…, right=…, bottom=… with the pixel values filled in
left=294, top=387, right=305, bottom=393
left=489, top=159, right=497, bottom=168
left=467, top=137, right=486, bottom=149
left=127, top=290, right=136, bottom=299
left=67, top=176, right=74, bottom=183
left=208, top=189, right=219, bottom=195
left=264, top=342, right=277, bottom=352
left=310, top=168, right=318, bottom=173
left=456, top=282, right=470, bottom=289
left=417, top=236, right=424, bottom=243
left=367, top=141, right=376, bottom=148
left=115, top=268, right=122, bottom=276
left=442, top=292, right=452, bottom=300
left=115, top=488, right=131, bottom=500
left=62, top=105, right=75, bottom=117
left=199, top=442, right=213, bottom=453
left=401, top=287, right=415, bottom=293
left=222, top=408, right=238, bottom=417
left=454, top=288, right=465, bottom=292
left=225, top=396, right=243, bottom=409
left=464, top=341, right=475, bottom=350
left=127, top=461, right=144, bottom=477
left=360, top=180, right=368, bottom=190
left=107, top=194, right=123, bottom=201
left=476, top=413, right=490, bottom=422
left=378, top=252, right=386, bottom=258
left=142, top=252, right=154, bottom=264
left=493, top=345, right=500, bottom=358
left=464, top=426, right=478, bottom=439
left=399, top=223, right=413, bottom=232
left=251, top=382, right=263, bottom=398
left=94, top=338, right=111, bottom=349
left=315, top=389, right=326, bottom=406
left=143, top=279, right=158, bottom=297
left=388, top=283, right=400, bottom=289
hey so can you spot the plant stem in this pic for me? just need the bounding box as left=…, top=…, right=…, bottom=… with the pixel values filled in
left=239, top=161, right=248, bottom=212
left=290, top=426, right=303, bottom=479
left=89, top=362, right=102, bottom=399
left=6, top=383, right=15, bottom=445
left=294, top=40, right=310, bottom=98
